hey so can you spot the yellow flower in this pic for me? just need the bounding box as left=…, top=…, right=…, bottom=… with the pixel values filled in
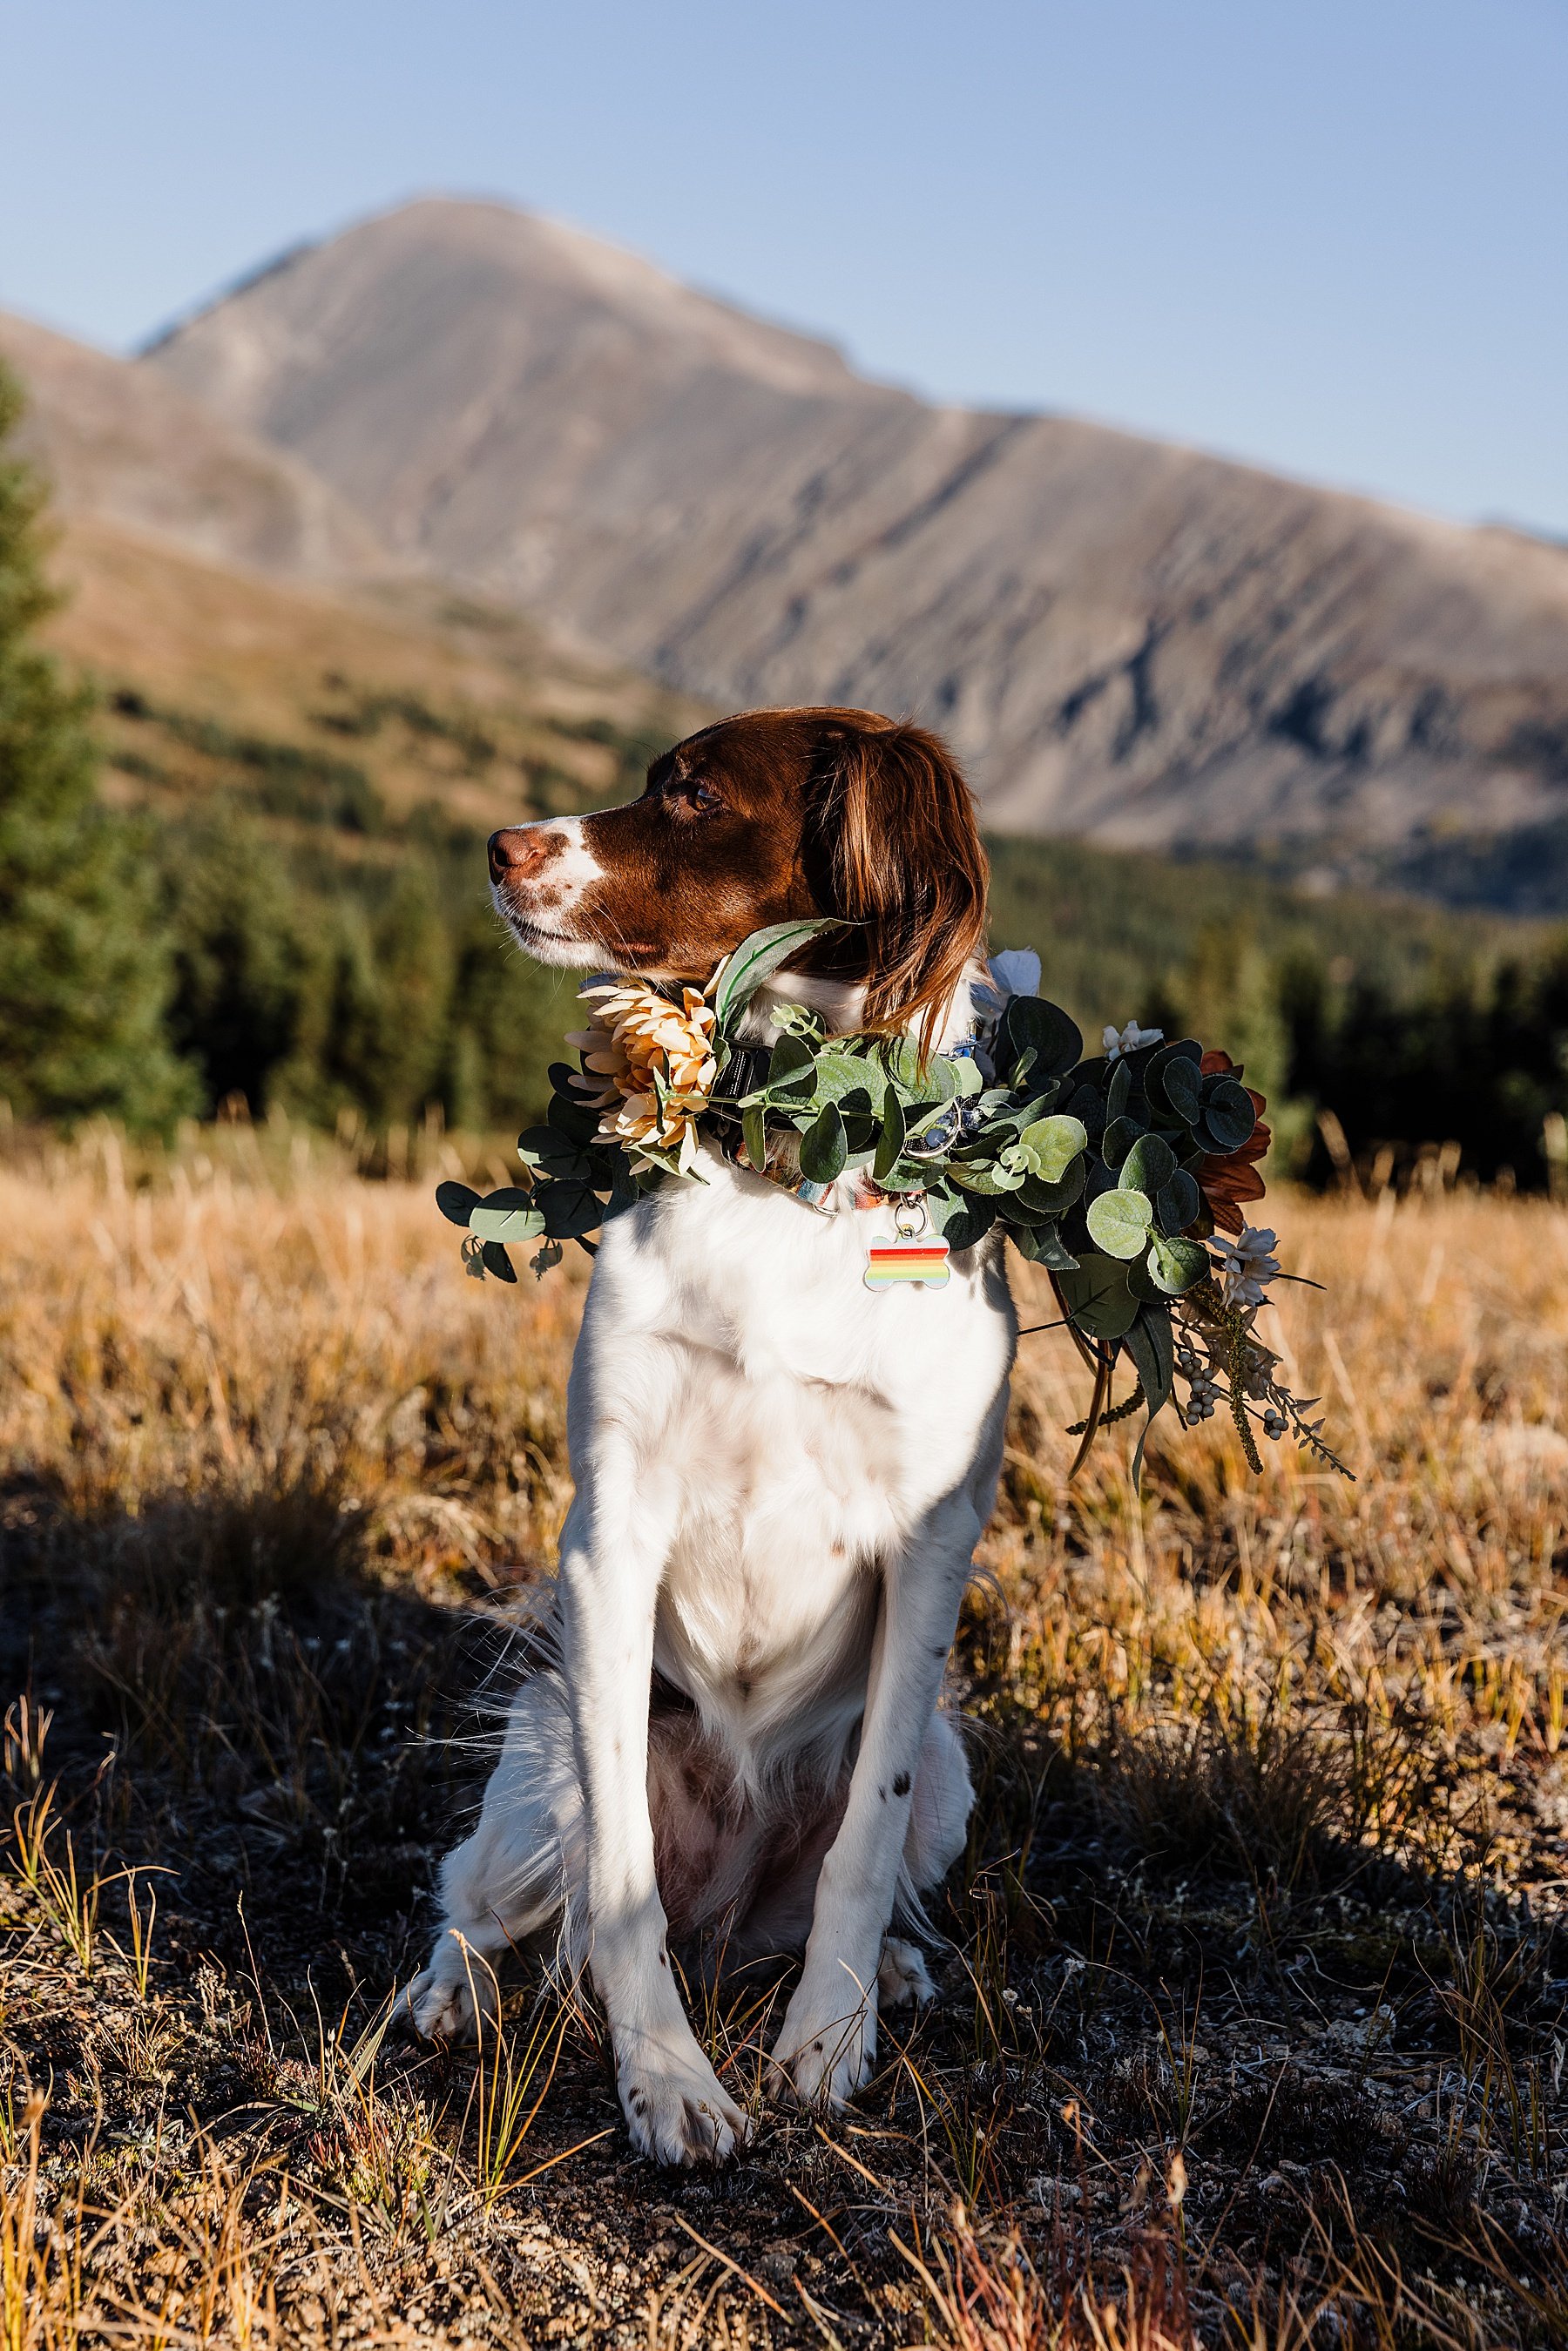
left=564, top=979, right=719, bottom=1174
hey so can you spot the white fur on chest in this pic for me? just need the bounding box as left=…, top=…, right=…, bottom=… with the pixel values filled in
left=564, top=1155, right=1015, bottom=1763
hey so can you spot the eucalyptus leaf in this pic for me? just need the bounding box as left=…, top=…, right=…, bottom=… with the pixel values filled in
left=547, top=1095, right=601, bottom=1145
left=1145, top=1232, right=1210, bottom=1294
left=1011, top=1222, right=1079, bottom=1271
left=798, top=1101, right=848, bottom=1184
left=531, top=1135, right=599, bottom=1182
left=1014, top=1077, right=1063, bottom=1121
left=1122, top=1132, right=1176, bottom=1195
left=1154, top=1169, right=1201, bottom=1235
left=534, top=1179, right=605, bottom=1240
left=772, top=1002, right=827, bottom=1041
left=998, top=996, right=1083, bottom=1081
left=809, top=1052, right=889, bottom=1111
left=712, top=918, right=833, bottom=1034
left=436, top=1179, right=481, bottom=1228
left=873, top=1091, right=906, bottom=1182
left=1014, top=1159, right=1086, bottom=1218
left=1145, top=1041, right=1203, bottom=1122
left=1106, top=1057, right=1132, bottom=1124
left=1125, top=1307, right=1176, bottom=1490
left=1202, top=1078, right=1257, bottom=1152
left=480, top=1240, right=518, bottom=1284
left=949, top=1161, right=1024, bottom=1194
left=1124, top=1307, right=1175, bottom=1415
left=905, top=1057, right=963, bottom=1116
left=1101, top=1115, right=1146, bottom=1171
left=1127, top=1252, right=1167, bottom=1305
left=1056, top=1257, right=1139, bottom=1339
left=469, top=1190, right=548, bottom=1245
left=1085, top=1186, right=1155, bottom=1260
left=929, top=1191, right=997, bottom=1249
left=1068, top=1082, right=1107, bottom=1138
left=1162, top=1060, right=1203, bottom=1124
left=742, top=1103, right=768, bottom=1173
left=1017, top=1112, right=1087, bottom=1183
left=1081, top=1158, right=1118, bottom=1207
left=760, top=1032, right=818, bottom=1097
left=880, top=1037, right=928, bottom=1097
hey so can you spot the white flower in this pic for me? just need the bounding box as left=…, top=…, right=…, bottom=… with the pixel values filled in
left=1213, top=1224, right=1281, bottom=1310
left=987, top=948, right=1042, bottom=1003
left=1103, top=1019, right=1164, bottom=1060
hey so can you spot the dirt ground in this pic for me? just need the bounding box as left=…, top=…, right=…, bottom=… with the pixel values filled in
left=3, top=1123, right=1565, bottom=2347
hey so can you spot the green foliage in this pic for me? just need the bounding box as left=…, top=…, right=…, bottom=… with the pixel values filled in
left=984, top=834, right=1516, bottom=1042
left=149, top=814, right=566, bottom=1133
left=6, top=357, right=1564, bottom=1190
left=161, top=815, right=308, bottom=1112
left=1281, top=943, right=1568, bottom=1186
left=449, top=933, right=1278, bottom=1476
left=988, top=834, right=1568, bottom=1188
left=0, top=366, right=193, bottom=1130
left=114, top=690, right=386, bottom=831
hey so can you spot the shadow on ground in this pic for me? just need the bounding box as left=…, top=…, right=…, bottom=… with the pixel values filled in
left=4, top=1474, right=1566, bottom=2347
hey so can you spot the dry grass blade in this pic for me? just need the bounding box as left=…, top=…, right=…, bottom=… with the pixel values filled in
left=3, top=1142, right=1566, bottom=2344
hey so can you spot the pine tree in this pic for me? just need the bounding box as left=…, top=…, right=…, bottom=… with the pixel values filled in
left=0, top=362, right=193, bottom=1128
left=159, top=815, right=309, bottom=1116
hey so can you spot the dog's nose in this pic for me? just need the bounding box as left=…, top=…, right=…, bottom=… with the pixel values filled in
left=489, top=827, right=551, bottom=883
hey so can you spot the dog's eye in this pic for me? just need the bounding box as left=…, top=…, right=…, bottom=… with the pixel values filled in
left=686, top=781, right=722, bottom=814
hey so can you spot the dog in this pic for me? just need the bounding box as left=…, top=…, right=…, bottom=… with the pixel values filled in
left=406, top=706, right=1017, bottom=2166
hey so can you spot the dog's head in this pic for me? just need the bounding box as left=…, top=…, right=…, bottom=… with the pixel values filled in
left=489, top=706, right=989, bottom=1048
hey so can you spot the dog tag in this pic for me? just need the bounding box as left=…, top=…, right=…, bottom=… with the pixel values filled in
left=864, top=1199, right=950, bottom=1292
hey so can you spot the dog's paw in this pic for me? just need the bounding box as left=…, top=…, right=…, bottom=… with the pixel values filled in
left=767, top=1975, right=878, bottom=2110
left=401, top=1940, right=501, bottom=2044
left=616, top=2028, right=751, bottom=2168
left=877, top=1936, right=936, bottom=2010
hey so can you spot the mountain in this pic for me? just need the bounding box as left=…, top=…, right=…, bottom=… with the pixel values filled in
left=0, top=307, right=389, bottom=581
left=36, top=510, right=703, bottom=850
left=143, top=198, right=1568, bottom=876
left=2, top=295, right=702, bottom=837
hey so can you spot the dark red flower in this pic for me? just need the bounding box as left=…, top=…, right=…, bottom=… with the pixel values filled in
left=1193, top=1050, right=1270, bottom=1236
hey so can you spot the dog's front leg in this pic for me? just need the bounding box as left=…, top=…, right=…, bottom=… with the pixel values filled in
left=769, top=1482, right=983, bottom=2109
left=558, top=1469, right=750, bottom=2167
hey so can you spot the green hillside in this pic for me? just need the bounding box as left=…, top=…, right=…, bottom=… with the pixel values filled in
left=986, top=834, right=1531, bottom=1040
left=8, top=372, right=1567, bottom=1186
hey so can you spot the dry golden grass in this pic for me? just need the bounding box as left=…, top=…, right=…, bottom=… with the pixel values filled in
left=3, top=1127, right=1565, bottom=2348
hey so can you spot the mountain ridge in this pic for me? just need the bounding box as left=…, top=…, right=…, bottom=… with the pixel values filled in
left=0, top=306, right=394, bottom=583
left=59, top=190, right=1568, bottom=882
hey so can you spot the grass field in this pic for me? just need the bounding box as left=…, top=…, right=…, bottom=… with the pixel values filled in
left=3, top=1127, right=1566, bottom=2348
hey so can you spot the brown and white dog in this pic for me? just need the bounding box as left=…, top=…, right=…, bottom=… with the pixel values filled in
left=406, top=707, right=1017, bottom=2165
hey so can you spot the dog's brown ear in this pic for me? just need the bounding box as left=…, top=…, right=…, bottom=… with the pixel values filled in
left=812, top=717, right=990, bottom=1054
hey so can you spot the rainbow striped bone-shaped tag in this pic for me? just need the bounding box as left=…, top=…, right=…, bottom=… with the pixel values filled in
left=864, top=1202, right=951, bottom=1292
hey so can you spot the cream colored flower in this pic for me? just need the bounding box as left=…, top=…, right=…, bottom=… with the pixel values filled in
left=564, top=978, right=719, bottom=1174
left=1103, top=1018, right=1165, bottom=1060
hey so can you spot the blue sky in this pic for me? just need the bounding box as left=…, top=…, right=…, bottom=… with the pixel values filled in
left=2, top=0, right=1564, bottom=534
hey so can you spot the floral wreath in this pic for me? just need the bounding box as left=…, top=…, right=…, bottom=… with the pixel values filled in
left=436, top=921, right=1347, bottom=1483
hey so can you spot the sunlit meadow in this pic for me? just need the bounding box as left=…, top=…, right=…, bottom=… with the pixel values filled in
left=2, top=1120, right=1565, bottom=2348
